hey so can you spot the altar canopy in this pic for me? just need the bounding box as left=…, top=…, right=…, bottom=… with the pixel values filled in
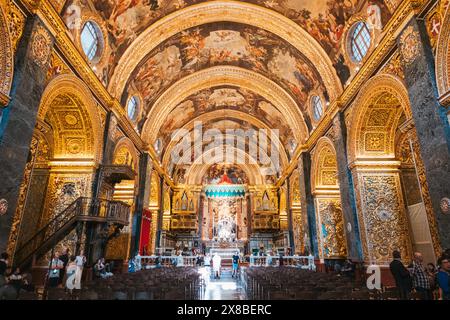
left=204, top=184, right=246, bottom=198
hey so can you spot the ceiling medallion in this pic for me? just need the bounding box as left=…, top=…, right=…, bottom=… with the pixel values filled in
left=400, top=26, right=420, bottom=65
left=67, top=139, right=82, bottom=154
left=0, top=199, right=8, bottom=216
left=440, top=197, right=450, bottom=214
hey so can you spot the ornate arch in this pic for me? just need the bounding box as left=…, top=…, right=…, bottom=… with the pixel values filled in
left=38, top=74, right=103, bottom=162
left=113, top=136, right=139, bottom=172
left=141, top=66, right=309, bottom=144
left=185, top=146, right=265, bottom=185
left=108, top=1, right=342, bottom=102
left=311, top=137, right=339, bottom=193
left=0, top=3, right=13, bottom=105
left=348, top=74, right=412, bottom=163
left=436, top=4, right=450, bottom=104
left=161, top=109, right=290, bottom=168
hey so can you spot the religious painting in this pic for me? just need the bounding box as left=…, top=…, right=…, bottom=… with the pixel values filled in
left=59, top=1, right=394, bottom=88
left=203, top=164, right=248, bottom=185
left=157, top=85, right=296, bottom=160
left=124, top=23, right=328, bottom=116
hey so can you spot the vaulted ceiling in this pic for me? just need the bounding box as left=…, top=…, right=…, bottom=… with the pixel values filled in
left=58, top=0, right=398, bottom=184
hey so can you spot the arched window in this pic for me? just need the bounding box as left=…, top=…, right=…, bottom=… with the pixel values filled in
left=81, top=21, right=102, bottom=61
left=127, top=96, right=139, bottom=121
left=312, top=96, right=323, bottom=121
left=350, top=22, right=371, bottom=62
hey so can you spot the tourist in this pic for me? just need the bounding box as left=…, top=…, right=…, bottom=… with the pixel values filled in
left=341, top=259, right=355, bottom=278
left=59, top=247, right=69, bottom=286
left=74, top=250, right=86, bottom=289
left=95, top=258, right=113, bottom=279
left=437, top=256, right=450, bottom=300
left=410, top=252, right=431, bottom=300
left=0, top=252, right=8, bottom=287
left=48, top=252, right=64, bottom=288
left=232, top=251, right=239, bottom=278
left=389, top=250, right=412, bottom=300
left=212, top=253, right=221, bottom=279
left=65, top=256, right=77, bottom=296
left=8, top=267, right=23, bottom=294
left=177, top=252, right=184, bottom=267
left=204, top=253, right=211, bottom=276
left=426, top=262, right=437, bottom=299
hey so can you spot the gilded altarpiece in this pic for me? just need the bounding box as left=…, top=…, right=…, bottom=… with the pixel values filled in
left=354, top=171, right=412, bottom=265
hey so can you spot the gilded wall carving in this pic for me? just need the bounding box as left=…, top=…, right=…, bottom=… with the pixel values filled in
left=0, top=1, right=14, bottom=102
left=106, top=233, right=129, bottom=260
left=6, top=135, right=39, bottom=259
left=408, top=130, right=442, bottom=258
left=435, top=0, right=450, bottom=102
left=381, top=52, right=405, bottom=80
left=358, top=173, right=411, bottom=264
left=46, top=51, right=71, bottom=82
left=315, top=198, right=347, bottom=259
left=42, top=174, right=92, bottom=224
left=6, top=0, right=25, bottom=53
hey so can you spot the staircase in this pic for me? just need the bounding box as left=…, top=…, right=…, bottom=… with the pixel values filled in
left=13, top=197, right=130, bottom=270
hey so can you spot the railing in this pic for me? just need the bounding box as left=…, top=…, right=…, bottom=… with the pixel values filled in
left=14, top=197, right=130, bottom=268
left=134, top=255, right=200, bottom=270
left=249, top=255, right=316, bottom=270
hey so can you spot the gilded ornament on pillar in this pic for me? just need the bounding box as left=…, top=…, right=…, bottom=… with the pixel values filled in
left=0, top=199, right=8, bottom=216
left=399, top=26, right=420, bottom=65
left=31, top=24, right=52, bottom=68
left=441, top=198, right=450, bottom=214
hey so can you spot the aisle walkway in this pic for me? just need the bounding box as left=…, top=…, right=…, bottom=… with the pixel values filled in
left=200, top=267, right=247, bottom=300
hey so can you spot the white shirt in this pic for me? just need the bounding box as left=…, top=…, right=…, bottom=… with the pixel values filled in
left=213, top=255, right=221, bottom=272
left=75, top=256, right=85, bottom=267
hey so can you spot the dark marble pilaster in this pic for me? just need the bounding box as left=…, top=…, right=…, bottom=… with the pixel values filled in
left=0, top=17, right=54, bottom=253
left=332, top=113, right=363, bottom=261
left=155, top=176, right=165, bottom=249
left=285, top=178, right=295, bottom=252
left=398, top=17, right=450, bottom=249
left=130, top=152, right=153, bottom=257
left=297, top=153, right=318, bottom=257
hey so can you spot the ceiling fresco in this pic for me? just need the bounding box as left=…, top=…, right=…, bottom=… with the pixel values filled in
left=61, top=0, right=394, bottom=88
left=123, top=23, right=328, bottom=120
left=156, top=85, right=296, bottom=151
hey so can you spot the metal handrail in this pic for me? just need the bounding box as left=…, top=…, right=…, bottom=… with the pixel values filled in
left=14, top=197, right=130, bottom=268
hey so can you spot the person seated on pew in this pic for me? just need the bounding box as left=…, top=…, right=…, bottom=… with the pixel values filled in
left=94, top=258, right=113, bottom=278
left=341, top=259, right=356, bottom=278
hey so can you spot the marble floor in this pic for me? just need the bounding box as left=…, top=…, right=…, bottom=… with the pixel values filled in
left=200, top=267, right=247, bottom=300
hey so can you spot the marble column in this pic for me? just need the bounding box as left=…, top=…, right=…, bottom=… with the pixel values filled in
left=297, top=153, right=318, bottom=257
left=332, top=113, right=363, bottom=261
left=0, top=17, right=54, bottom=253
left=129, top=152, right=153, bottom=257
left=398, top=17, right=450, bottom=249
